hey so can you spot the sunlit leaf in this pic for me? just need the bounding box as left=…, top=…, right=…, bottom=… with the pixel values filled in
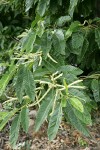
left=70, top=97, right=84, bottom=112
left=61, top=97, right=67, bottom=108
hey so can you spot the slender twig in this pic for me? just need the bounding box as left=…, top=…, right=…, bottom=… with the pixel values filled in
left=3, top=96, right=28, bottom=104
left=47, top=53, right=58, bottom=63
left=68, top=79, right=83, bottom=86
left=29, top=87, right=51, bottom=108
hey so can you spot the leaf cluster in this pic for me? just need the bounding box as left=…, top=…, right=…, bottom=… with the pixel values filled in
left=0, top=0, right=100, bottom=148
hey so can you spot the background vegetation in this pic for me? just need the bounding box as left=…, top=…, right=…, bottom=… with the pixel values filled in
left=0, top=0, right=100, bottom=148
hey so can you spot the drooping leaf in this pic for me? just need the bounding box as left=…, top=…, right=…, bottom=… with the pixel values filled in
left=24, top=67, right=35, bottom=101
left=52, top=29, right=66, bottom=55
left=15, top=65, right=25, bottom=103
left=36, top=20, right=45, bottom=37
left=70, top=97, right=84, bottom=113
left=95, top=28, right=100, bottom=49
left=68, top=0, right=79, bottom=18
left=40, top=32, right=52, bottom=58
left=21, top=29, right=36, bottom=52
left=74, top=108, right=92, bottom=125
left=34, top=90, right=55, bottom=131
left=64, top=102, right=90, bottom=136
left=0, top=65, right=16, bottom=96
left=20, top=107, right=29, bottom=133
left=0, top=109, right=17, bottom=131
left=37, top=0, right=50, bottom=16
left=91, top=79, right=100, bottom=102
left=9, top=114, right=21, bottom=148
left=47, top=103, right=62, bottom=140
left=25, top=0, right=34, bottom=12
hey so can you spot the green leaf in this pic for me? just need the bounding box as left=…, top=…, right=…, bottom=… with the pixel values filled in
left=15, top=65, right=25, bottom=103
left=64, top=102, right=90, bottom=136
left=59, top=65, right=83, bottom=76
left=31, top=14, right=41, bottom=28
left=58, top=0, right=62, bottom=6
left=34, top=90, right=55, bottom=131
left=65, top=21, right=81, bottom=39
left=74, top=108, right=92, bottom=125
left=68, top=0, right=79, bottom=18
left=21, top=29, right=36, bottom=52
left=91, top=79, right=100, bottom=102
left=0, top=111, right=8, bottom=121
left=20, top=107, right=29, bottom=133
left=58, top=65, right=83, bottom=84
left=65, top=28, right=72, bottom=39
left=0, top=65, right=16, bottom=96
left=24, top=67, right=35, bottom=101
left=56, top=16, right=71, bottom=27
left=53, top=29, right=66, bottom=55
left=93, top=17, right=100, bottom=23
left=16, top=65, right=35, bottom=102
left=0, top=109, right=17, bottom=131
left=9, top=114, right=21, bottom=148
left=37, top=0, right=50, bottom=16
left=61, top=97, right=67, bottom=108
left=34, top=66, right=50, bottom=78
left=25, top=0, right=34, bottom=12
left=70, top=97, right=84, bottom=113
left=77, top=39, right=89, bottom=63
left=36, top=20, right=45, bottom=37
left=69, top=88, right=91, bottom=102
left=71, top=32, right=84, bottom=55
left=47, top=103, right=62, bottom=140
left=41, top=32, right=52, bottom=59
left=95, top=28, right=100, bottom=49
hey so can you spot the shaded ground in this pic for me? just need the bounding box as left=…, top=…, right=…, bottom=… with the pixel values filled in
left=0, top=110, right=100, bottom=150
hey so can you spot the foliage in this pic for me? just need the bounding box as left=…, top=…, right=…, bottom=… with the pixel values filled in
left=0, top=0, right=100, bottom=148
